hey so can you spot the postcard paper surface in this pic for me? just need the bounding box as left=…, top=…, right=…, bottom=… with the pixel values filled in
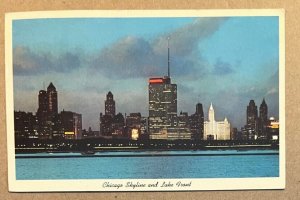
left=6, top=10, right=285, bottom=192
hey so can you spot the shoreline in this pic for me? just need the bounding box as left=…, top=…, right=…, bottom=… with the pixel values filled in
left=15, top=143, right=279, bottom=154
left=16, top=152, right=279, bottom=159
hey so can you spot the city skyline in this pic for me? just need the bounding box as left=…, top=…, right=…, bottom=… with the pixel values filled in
left=13, top=17, right=279, bottom=130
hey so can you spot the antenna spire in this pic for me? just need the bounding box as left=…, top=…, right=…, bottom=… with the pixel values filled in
left=167, top=36, right=170, bottom=77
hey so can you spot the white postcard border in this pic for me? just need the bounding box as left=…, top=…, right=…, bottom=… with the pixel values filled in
left=5, top=9, right=285, bottom=192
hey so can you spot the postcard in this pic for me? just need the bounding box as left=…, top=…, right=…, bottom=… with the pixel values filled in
left=5, top=10, right=285, bottom=192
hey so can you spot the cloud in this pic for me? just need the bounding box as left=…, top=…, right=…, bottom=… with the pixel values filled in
left=90, top=36, right=162, bottom=78
left=13, top=46, right=82, bottom=75
left=153, top=18, right=227, bottom=56
left=212, top=59, right=234, bottom=75
left=266, top=87, right=277, bottom=95
left=90, top=18, right=227, bottom=79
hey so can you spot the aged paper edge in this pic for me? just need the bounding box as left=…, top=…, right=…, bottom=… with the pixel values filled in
left=5, top=9, right=286, bottom=192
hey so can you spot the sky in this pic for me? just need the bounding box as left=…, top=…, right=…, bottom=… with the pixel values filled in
left=12, top=16, right=280, bottom=130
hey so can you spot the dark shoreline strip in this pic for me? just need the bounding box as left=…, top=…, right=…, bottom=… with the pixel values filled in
left=16, top=153, right=279, bottom=159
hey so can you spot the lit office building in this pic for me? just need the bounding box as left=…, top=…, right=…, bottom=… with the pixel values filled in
left=267, top=117, right=279, bottom=140
left=148, top=76, right=178, bottom=139
left=126, top=113, right=142, bottom=138
left=14, top=111, right=37, bottom=139
left=60, top=110, right=82, bottom=139
left=148, top=38, right=190, bottom=140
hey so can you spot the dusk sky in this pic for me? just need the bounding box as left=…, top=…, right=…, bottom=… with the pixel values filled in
left=13, top=16, right=279, bottom=130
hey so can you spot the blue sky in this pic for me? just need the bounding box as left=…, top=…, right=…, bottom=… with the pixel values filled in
left=13, top=16, right=279, bottom=130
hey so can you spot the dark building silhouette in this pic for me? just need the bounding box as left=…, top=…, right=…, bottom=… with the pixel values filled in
left=178, top=111, right=189, bottom=128
left=177, top=111, right=192, bottom=139
left=100, top=92, right=125, bottom=138
left=60, top=110, right=82, bottom=139
left=245, top=100, right=258, bottom=139
left=126, top=113, right=142, bottom=127
left=189, top=103, right=204, bottom=140
left=140, top=117, right=148, bottom=140
left=258, top=98, right=268, bottom=138
left=47, top=82, right=58, bottom=115
left=14, top=111, right=37, bottom=139
left=100, top=91, right=116, bottom=137
left=15, top=82, right=84, bottom=140
left=35, top=83, right=59, bottom=139
left=231, top=127, right=238, bottom=140
left=105, top=91, right=115, bottom=116
left=100, top=113, right=113, bottom=137
left=243, top=99, right=270, bottom=140
left=111, top=113, right=125, bottom=137
left=247, top=100, right=258, bottom=127
left=82, top=127, right=100, bottom=138
left=36, top=90, right=48, bottom=123
left=36, top=90, right=50, bottom=138
left=126, top=113, right=142, bottom=139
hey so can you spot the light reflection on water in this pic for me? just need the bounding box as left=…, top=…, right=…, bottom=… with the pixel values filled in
left=16, top=150, right=279, bottom=180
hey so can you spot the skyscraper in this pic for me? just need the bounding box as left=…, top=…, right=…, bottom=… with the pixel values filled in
left=241, top=99, right=259, bottom=140
left=258, top=98, right=268, bottom=138
left=189, top=103, right=204, bottom=140
left=100, top=91, right=125, bottom=137
left=47, top=82, right=58, bottom=115
left=37, top=90, right=48, bottom=124
left=105, top=91, right=116, bottom=116
left=148, top=76, right=178, bottom=139
left=35, top=83, right=58, bottom=139
left=60, top=110, right=82, bottom=139
left=204, top=103, right=230, bottom=140
left=148, top=38, right=190, bottom=140
left=246, top=100, right=258, bottom=137
left=14, top=111, right=37, bottom=139
left=247, top=100, right=258, bottom=127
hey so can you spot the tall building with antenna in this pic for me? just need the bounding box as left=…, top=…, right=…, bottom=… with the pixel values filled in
left=148, top=38, right=191, bottom=140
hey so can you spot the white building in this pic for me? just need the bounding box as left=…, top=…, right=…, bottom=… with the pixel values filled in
left=204, top=103, right=231, bottom=140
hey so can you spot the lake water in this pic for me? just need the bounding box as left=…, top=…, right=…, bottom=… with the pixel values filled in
left=16, top=149, right=279, bottom=180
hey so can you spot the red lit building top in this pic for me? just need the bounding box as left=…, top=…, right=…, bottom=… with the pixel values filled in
left=149, top=76, right=171, bottom=84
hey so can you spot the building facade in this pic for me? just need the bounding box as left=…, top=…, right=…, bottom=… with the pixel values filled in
left=258, top=98, right=268, bottom=138
left=246, top=100, right=258, bottom=139
left=204, top=103, right=230, bottom=140
left=148, top=76, right=177, bottom=139
left=100, top=91, right=126, bottom=138
left=148, top=76, right=191, bottom=140
left=148, top=38, right=191, bottom=140
left=189, top=103, right=204, bottom=140
left=35, top=82, right=59, bottom=139
left=105, top=91, right=115, bottom=116
left=267, top=117, right=279, bottom=140
left=60, top=110, right=82, bottom=139
left=47, top=82, right=58, bottom=115
left=126, top=113, right=142, bottom=139
left=14, top=111, right=37, bottom=139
